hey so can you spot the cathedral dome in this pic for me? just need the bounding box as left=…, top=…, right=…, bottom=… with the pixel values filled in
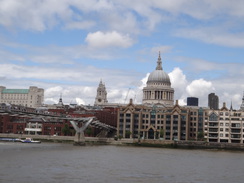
left=142, top=52, right=174, bottom=106
left=146, top=53, right=171, bottom=85
left=147, top=70, right=171, bottom=84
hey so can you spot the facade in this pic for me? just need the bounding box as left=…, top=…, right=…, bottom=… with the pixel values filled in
left=204, top=103, right=244, bottom=143
left=117, top=99, right=205, bottom=140
left=0, top=103, right=117, bottom=136
left=94, top=80, right=108, bottom=106
left=208, top=93, right=219, bottom=110
left=0, top=86, right=44, bottom=108
left=142, top=53, right=174, bottom=107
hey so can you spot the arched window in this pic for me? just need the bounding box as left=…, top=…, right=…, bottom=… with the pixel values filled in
left=209, top=113, right=218, bottom=121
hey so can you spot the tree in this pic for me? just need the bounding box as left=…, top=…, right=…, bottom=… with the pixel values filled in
left=160, top=129, right=164, bottom=138
left=62, top=124, right=71, bottom=136
left=85, top=127, right=92, bottom=136
left=125, top=131, right=131, bottom=138
left=197, top=131, right=204, bottom=141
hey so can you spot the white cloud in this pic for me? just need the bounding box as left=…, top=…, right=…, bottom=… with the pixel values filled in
left=139, top=73, right=149, bottom=90
left=169, top=67, right=188, bottom=105
left=85, top=31, right=134, bottom=48
left=174, top=27, right=244, bottom=48
left=75, top=98, right=85, bottom=105
left=169, top=67, right=187, bottom=90
left=186, top=79, right=213, bottom=97
left=65, top=21, right=95, bottom=30
left=1, top=0, right=244, bottom=50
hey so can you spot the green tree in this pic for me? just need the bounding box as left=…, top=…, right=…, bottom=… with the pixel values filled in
left=125, top=131, right=131, bottom=138
left=160, top=129, right=164, bottom=138
left=85, top=127, right=92, bottom=136
left=62, top=124, right=71, bottom=136
left=197, top=131, right=204, bottom=141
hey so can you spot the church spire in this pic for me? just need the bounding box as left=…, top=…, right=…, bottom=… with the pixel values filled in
left=230, top=100, right=233, bottom=111
left=156, top=51, right=163, bottom=70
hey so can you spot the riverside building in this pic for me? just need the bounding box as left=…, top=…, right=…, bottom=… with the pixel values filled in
left=0, top=86, right=44, bottom=108
left=204, top=102, right=244, bottom=143
left=117, top=54, right=244, bottom=144
left=117, top=99, right=205, bottom=140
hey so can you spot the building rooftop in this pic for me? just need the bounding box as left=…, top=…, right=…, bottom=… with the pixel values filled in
left=2, top=89, right=29, bottom=94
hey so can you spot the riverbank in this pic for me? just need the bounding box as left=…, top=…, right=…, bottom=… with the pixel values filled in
left=1, top=133, right=244, bottom=151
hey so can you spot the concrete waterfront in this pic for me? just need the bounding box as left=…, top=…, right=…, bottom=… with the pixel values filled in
left=1, top=133, right=244, bottom=151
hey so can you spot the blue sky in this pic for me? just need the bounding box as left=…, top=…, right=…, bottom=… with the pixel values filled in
left=0, top=0, right=243, bottom=109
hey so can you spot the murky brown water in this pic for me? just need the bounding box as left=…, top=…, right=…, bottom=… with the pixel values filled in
left=0, top=142, right=243, bottom=183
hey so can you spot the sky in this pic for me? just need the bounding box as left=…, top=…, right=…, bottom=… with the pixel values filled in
left=0, top=0, right=243, bottom=109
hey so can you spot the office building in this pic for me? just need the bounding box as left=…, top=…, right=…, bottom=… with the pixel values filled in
left=0, top=86, right=44, bottom=108
left=187, top=97, right=199, bottom=106
left=208, top=93, right=219, bottom=110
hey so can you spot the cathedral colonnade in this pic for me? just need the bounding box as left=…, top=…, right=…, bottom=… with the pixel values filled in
left=143, top=90, right=174, bottom=101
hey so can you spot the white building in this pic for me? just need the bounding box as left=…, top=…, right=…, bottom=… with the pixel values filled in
left=0, top=86, right=44, bottom=108
left=204, top=102, right=244, bottom=143
left=142, top=52, right=174, bottom=107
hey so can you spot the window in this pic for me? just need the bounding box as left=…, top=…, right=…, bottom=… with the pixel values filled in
left=126, top=113, right=131, bottom=117
left=220, top=134, right=223, bottom=137
left=209, top=113, right=218, bottom=121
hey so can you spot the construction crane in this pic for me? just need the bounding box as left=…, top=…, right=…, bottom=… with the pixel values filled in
left=124, top=88, right=131, bottom=104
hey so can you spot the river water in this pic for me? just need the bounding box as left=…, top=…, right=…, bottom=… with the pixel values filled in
left=0, top=142, right=243, bottom=183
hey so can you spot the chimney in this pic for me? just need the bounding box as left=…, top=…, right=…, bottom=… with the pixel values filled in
left=175, top=100, right=179, bottom=105
left=223, top=102, right=226, bottom=108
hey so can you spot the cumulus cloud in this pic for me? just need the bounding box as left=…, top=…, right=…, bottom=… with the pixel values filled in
left=75, top=98, right=85, bottom=105
left=169, top=67, right=188, bottom=105
left=186, top=79, right=214, bottom=97
left=169, top=67, right=187, bottom=90
left=139, top=73, right=150, bottom=89
left=44, top=85, right=97, bottom=105
left=85, top=31, right=134, bottom=48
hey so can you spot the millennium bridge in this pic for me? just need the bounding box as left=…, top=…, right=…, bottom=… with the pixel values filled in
left=0, top=103, right=117, bottom=145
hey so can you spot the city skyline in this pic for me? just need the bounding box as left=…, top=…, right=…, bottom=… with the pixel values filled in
left=0, top=0, right=243, bottom=109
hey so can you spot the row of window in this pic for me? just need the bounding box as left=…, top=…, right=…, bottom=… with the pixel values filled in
left=1, top=96, right=28, bottom=100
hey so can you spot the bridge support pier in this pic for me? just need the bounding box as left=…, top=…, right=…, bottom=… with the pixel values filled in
left=74, top=132, right=85, bottom=146
left=70, top=118, right=93, bottom=146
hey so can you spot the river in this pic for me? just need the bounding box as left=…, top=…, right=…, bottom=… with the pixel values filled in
left=0, top=142, right=243, bottom=183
